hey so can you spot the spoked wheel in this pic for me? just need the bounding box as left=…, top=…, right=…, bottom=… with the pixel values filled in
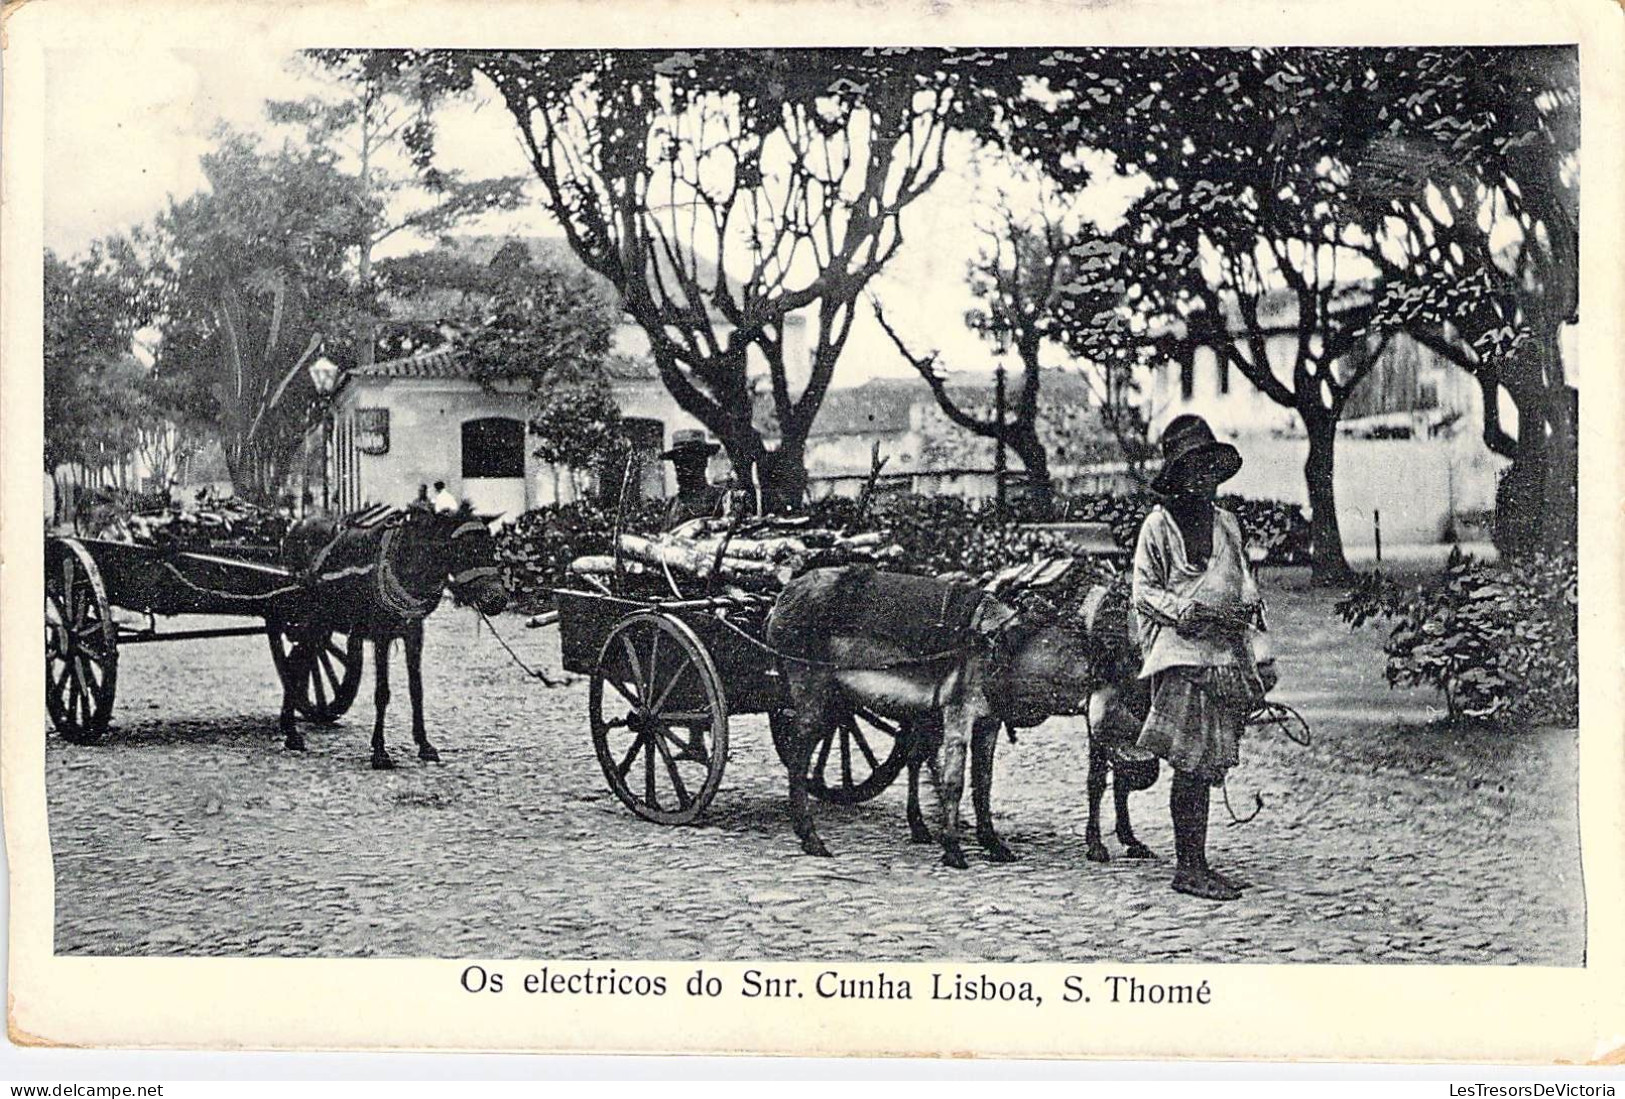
left=45, top=538, right=119, bottom=743
left=771, top=704, right=912, bottom=805
left=590, top=612, right=727, bottom=825
left=268, top=624, right=365, bottom=724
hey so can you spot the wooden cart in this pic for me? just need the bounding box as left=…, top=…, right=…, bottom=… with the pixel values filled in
left=43, top=535, right=366, bottom=743
left=555, top=588, right=920, bottom=825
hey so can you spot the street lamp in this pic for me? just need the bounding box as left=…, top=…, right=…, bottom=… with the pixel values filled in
left=989, top=323, right=1013, bottom=517
left=308, top=355, right=342, bottom=512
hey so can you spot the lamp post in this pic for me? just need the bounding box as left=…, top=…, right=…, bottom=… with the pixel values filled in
left=308, top=355, right=342, bottom=512
left=990, top=324, right=1012, bottom=518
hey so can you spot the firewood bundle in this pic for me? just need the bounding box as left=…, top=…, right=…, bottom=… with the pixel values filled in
left=122, top=499, right=293, bottom=551
left=566, top=516, right=907, bottom=598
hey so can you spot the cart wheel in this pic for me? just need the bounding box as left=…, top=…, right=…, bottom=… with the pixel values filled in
left=45, top=538, right=118, bottom=743
left=770, top=705, right=912, bottom=805
left=590, top=612, right=727, bottom=825
left=268, top=625, right=365, bottom=724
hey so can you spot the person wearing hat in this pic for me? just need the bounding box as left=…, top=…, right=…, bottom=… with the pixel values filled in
left=1131, top=414, right=1277, bottom=902
left=661, top=429, right=726, bottom=531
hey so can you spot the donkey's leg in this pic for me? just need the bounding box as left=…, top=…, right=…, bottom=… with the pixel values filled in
left=971, top=717, right=1016, bottom=862
left=1115, top=761, right=1157, bottom=859
left=404, top=621, right=437, bottom=762
left=936, top=704, right=974, bottom=870
left=783, top=678, right=832, bottom=858
left=905, top=716, right=940, bottom=845
left=371, top=637, right=395, bottom=771
left=1084, top=689, right=1112, bottom=862
left=280, top=653, right=305, bottom=753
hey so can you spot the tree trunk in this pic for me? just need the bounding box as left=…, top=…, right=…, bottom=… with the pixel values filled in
left=1009, top=430, right=1055, bottom=520
left=1491, top=377, right=1549, bottom=559
left=1304, top=410, right=1354, bottom=585
left=758, top=443, right=810, bottom=514
left=1541, top=384, right=1578, bottom=550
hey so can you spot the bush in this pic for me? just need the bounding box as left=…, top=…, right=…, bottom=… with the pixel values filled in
left=1335, top=547, right=1578, bottom=728
left=494, top=498, right=664, bottom=612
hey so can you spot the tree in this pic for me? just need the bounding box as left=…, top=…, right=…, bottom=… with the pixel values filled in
left=275, top=51, right=527, bottom=366
left=996, top=48, right=1433, bottom=583
left=385, top=48, right=1011, bottom=510
left=153, top=128, right=372, bottom=502
left=527, top=363, right=626, bottom=501
left=44, top=240, right=169, bottom=483
left=1337, top=47, right=1578, bottom=554
left=448, top=240, right=619, bottom=392
left=871, top=159, right=1115, bottom=516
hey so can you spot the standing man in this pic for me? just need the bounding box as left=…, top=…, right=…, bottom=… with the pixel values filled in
left=432, top=480, right=458, bottom=514
left=661, top=430, right=725, bottom=530
left=1131, top=414, right=1277, bottom=902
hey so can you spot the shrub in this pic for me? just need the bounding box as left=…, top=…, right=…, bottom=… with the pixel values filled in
left=1335, top=547, right=1578, bottom=728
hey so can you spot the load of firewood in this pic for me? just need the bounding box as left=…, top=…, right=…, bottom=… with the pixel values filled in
left=121, top=497, right=293, bottom=551
left=565, top=515, right=907, bottom=598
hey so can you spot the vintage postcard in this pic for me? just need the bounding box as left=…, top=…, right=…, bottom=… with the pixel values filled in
left=4, top=0, right=1623, bottom=1063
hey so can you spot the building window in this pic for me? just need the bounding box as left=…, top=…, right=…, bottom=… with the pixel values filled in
left=461, top=417, right=525, bottom=479
left=1218, top=356, right=1231, bottom=395
left=1179, top=352, right=1195, bottom=402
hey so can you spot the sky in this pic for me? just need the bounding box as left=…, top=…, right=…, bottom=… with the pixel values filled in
left=43, top=48, right=1145, bottom=390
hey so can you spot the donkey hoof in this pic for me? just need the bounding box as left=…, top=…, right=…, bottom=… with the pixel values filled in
left=1086, top=842, right=1112, bottom=864
left=909, top=826, right=935, bottom=846
left=418, top=745, right=440, bottom=763
left=941, top=848, right=970, bottom=871
left=1124, top=842, right=1155, bottom=860
left=371, top=754, right=397, bottom=771
left=283, top=735, right=306, bottom=752
left=801, top=837, right=832, bottom=858
left=986, top=844, right=1019, bottom=864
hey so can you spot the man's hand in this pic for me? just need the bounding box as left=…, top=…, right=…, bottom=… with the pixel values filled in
left=1258, top=660, right=1279, bottom=694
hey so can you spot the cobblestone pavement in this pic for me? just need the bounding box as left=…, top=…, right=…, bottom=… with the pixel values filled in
left=46, top=574, right=1583, bottom=963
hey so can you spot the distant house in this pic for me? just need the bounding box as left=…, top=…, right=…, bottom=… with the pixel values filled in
left=317, top=236, right=806, bottom=518
left=797, top=370, right=1125, bottom=500
left=1142, top=287, right=1509, bottom=545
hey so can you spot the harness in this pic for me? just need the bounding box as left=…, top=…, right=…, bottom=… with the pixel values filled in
left=301, top=513, right=496, bottom=621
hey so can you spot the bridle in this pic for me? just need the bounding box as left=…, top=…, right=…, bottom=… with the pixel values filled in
left=446, top=519, right=502, bottom=594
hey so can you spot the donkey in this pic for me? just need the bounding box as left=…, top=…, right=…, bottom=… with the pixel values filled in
left=278, top=503, right=509, bottom=769
left=767, top=565, right=1113, bottom=869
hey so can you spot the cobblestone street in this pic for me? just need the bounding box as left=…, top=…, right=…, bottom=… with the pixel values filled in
left=46, top=573, right=1584, bottom=964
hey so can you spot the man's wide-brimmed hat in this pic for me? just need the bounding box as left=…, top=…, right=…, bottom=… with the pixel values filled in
left=1152, top=414, right=1242, bottom=495
left=662, top=428, right=720, bottom=462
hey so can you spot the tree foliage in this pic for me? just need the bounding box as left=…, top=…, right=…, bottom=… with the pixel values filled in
left=152, top=128, right=372, bottom=502
left=276, top=50, right=528, bottom=365
left=44, top=240, right=173, bottom=479
left=365, top=48, right=1023, bottom=509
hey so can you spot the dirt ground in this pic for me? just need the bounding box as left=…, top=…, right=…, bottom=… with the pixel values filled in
left=45, top=568, right=1584, bottom=963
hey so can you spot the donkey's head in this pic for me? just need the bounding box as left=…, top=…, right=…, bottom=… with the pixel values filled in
left=985, top=590, right=1118, bottom=727
left=399, top=504, right=510, bottom=617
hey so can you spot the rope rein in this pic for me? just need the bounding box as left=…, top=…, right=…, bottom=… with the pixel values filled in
left=476, top=608, right=572, bottom=688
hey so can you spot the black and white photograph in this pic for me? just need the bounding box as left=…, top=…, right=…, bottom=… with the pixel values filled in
left=7, top=0, right=1621, bottom=1062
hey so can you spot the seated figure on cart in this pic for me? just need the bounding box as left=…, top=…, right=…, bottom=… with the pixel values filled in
left=661, top=430, right=726, bottom=531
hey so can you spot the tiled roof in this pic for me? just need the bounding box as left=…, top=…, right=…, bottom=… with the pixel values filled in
left=350, top=346, right=664, bottom=385
left=350, top=347, right=470, bottom=379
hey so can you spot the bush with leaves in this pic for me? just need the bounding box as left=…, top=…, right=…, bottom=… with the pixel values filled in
left=1335, top=547, right=1578, bottom=728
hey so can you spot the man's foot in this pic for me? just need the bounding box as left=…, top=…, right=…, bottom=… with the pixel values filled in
left=1171, top=868, right=1240, bottom=902
left=1204, top=865, right=1251, bottom=891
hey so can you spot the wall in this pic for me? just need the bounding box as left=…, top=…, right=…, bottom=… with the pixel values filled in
left=1227, top=432, right=1506, bottom=546
left=334, top=377, right=539, bottom=517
